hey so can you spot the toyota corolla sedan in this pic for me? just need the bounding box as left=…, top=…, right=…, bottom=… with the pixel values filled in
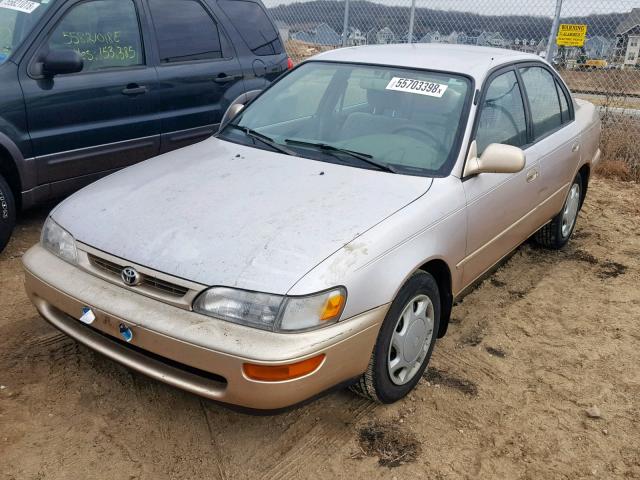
left=23, top=44, right=601, bottom=410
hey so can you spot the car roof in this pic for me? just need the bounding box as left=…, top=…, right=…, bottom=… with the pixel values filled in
left=310, top=44, right=545, bottom=82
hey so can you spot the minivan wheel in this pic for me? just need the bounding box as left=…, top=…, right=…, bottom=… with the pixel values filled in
left=0, top=174, right=16, bottom=253
left=350, top=271, right=440, bottom=403
left=534, top=172, right=582, bottom=250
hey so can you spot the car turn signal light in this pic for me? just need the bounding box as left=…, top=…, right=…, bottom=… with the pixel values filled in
left=243, top=354, right=325, bottom=381
left=319, top=292, right=345, bottom=321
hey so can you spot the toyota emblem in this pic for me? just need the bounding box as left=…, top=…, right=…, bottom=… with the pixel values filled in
left=121, top=266, right=141, bottom=286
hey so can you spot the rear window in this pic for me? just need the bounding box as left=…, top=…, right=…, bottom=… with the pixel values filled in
left=218, top=0, right=282, bottom=55
left=149, top=0, right=223, bottom=63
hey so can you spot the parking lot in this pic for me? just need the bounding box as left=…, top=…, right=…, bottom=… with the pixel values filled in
left=1, top=176, right=638, bottom=479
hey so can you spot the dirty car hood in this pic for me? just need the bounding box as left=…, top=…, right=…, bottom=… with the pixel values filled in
left=52, top=137, right=433, bottom=293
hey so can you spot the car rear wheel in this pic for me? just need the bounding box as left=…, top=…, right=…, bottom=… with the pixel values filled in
left=350, top=271, right=440, bottom=403
left=0, top=174, right=16, bottom=253
left=534, top=172, right=582, bottom=250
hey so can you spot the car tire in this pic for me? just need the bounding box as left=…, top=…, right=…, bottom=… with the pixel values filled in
left=350, top=271, right=440, bottom=403
left=534, top=172, right=583, bottom=250
left=0, top=174, right=16, bottom=253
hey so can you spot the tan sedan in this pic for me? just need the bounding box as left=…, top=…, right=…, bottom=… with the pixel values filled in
left=23, top=44, right=601, bottom=410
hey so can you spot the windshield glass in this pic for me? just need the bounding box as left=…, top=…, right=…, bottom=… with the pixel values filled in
left=219, top=61, right=471, bottom=176
left=0, top=0, right=53, bottom=64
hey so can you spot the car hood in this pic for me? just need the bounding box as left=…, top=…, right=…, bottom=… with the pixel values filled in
left=52, top=137, right=433, bottom=293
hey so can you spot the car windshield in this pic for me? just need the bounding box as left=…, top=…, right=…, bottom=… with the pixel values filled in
left=0, top=0, right=53, bottom=64
left=219, top=61, right=471, bottom=176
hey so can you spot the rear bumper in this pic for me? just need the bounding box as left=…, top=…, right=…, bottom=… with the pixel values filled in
left=23, top=244, right=387, bottom=410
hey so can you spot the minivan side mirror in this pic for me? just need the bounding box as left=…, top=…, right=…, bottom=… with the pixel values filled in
left=463, top=141, right=525, bottom=177
left=218, top=89, right=263, bottom=132
left=41, top=50, right=83, bottom=77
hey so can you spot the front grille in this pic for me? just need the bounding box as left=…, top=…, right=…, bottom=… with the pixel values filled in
left=88, top=254, right=189, bottom=298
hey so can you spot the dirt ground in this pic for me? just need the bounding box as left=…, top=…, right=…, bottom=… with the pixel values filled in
left=1, top=177, right=639, bottom=480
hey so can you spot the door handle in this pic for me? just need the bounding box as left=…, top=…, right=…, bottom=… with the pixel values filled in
left=572, top=143, right=580, bottom=152
left=526, top=168, right=539, bottom=183
left=213, top=74, right=243, bottom=84
left=121, top=84, right=148, bottom=96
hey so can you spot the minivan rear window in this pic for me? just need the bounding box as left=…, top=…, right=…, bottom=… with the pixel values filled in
left=218, top=0, right=283, bottom=55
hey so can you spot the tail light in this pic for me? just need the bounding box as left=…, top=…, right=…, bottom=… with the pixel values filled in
left=287, top=57, right=294, bottom=70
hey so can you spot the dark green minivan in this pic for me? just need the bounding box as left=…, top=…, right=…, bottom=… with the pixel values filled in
left=0, top=0, right=290, bottom=251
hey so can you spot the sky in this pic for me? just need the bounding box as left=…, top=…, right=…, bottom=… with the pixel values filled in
left=261, top=0, right=637, bottom=17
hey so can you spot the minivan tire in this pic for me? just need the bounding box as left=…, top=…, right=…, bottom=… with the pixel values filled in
left=0, top=174, right=16, bottom=253
left=534, top=172, right=583, bottom=250
left=350, top=271, right=440, bottom=403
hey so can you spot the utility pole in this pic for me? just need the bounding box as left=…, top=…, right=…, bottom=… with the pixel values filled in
left=408, top=0, right=416, bottom=44
left=546, top=0, right=563, bottom=63
left=342, top=0, right=350, bottom=47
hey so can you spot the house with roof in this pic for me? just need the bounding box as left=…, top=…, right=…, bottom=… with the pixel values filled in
left=445, top=31, right=468, bottom=45
left=344, top=27, right=366, bottom=46
left=398, top=31, right=419, bottom=44
left=476, top=31, right=507, bottom=48
left=419, top=31, right=443, bottom=44
left=375, top=27, right=396, bottom=44
left=615, top=8, right=640, bottom=68
left=290, top=23, right=341, bottom=46
left=584, top=35, right=614, bottom=59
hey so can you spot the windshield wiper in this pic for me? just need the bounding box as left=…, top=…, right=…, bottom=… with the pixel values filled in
left=226, top=124, right=296, bottom=156
left=284, top=139, right=397, bottom=173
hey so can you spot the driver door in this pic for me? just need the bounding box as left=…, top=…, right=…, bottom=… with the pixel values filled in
left=461, top=67, right=541, bottom=286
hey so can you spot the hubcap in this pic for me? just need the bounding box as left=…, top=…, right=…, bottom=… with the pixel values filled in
left=387, top=294, right=435, bottom=386
left=561, top=182, right=581, bottom=238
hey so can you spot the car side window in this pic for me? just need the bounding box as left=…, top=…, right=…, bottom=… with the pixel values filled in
left=476, top=70, right=527, bottom=155
left=148, top=0, right=223, bottom=63
left=218, top=0, right=283, bottom=55
left=519, top=66, right=562, bottom=139
left=45, top=0, right=143, bottom=72
left=556, top=80, right=571, bottom=124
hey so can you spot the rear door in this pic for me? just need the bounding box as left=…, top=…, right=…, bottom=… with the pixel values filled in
left=517, top=64, right=581, bottom=223
left=19, top=0, right=161, bottom=191
left=144, top=0, right=246, bottom=153
left=216, top=0, right=289, bottom=90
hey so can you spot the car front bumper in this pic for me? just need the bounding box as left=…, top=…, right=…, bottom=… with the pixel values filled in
left=23, top=244, right=387, bottom=410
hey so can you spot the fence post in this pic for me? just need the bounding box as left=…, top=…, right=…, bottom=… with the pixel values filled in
left=545, top=0, right=563, bottom=63
left=408, top=0, right=416, bottom=44
left=342, top=0, right=350, bottom=47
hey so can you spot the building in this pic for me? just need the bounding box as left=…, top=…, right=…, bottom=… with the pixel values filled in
left=419, top=31, right=443, bottom=44
left=615, top=8, right=640, bottom=68
left=445, top=31, right=468, bottom=45
left=375, top=27, right=396, bottom=45
left=624, top=35, right=640, bottom=67
left=344, top=27, right=366, bottom=46
left=584, top=35, right=614, bottom=59
left=476, top=31, right=507, bottom=48
left=398, top=31, right=419, bottom=44
left=290, top=23, right=341, bottom=46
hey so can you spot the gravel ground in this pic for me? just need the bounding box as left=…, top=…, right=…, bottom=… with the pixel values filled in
left=1, top=177, right=639, bottom=480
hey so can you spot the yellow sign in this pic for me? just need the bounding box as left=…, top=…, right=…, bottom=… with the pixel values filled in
left=556, top=24, right=588, bottom=47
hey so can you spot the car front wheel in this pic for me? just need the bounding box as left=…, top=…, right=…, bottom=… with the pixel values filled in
left=351, top=271, right=440, bottom=403
left=534, top=172, right=582, bottom=250
left=0, top=174, right=16, bottom=253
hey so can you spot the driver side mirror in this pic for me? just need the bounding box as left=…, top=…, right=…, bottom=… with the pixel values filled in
left=40, top=49, right=84, bottom=77
left=463, top=141, right=525, bottom=177
left=218, top=89, right=263, bottom=132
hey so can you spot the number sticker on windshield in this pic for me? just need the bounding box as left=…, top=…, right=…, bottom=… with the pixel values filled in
left=0, top=0, right=40, bottom=13
left=385, top=77, right=448, bottom=98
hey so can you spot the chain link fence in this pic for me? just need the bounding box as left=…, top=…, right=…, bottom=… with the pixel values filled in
left=263, top=0, right=640, bottom=178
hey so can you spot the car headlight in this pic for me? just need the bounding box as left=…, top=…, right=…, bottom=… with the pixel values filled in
left=192, top=287, right=346, bottom=332
left=41, top=216, right=78, bottom=264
